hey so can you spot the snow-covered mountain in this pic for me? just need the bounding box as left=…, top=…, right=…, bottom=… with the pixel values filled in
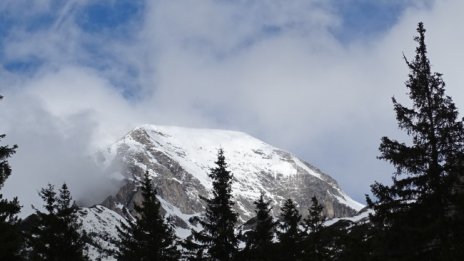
left=78, top=124, right=364, bottom=260
left=99, top=124, right=362, bottom=218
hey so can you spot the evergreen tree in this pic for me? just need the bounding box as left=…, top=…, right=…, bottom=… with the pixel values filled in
left=27, top=183, right=88, bottom=261
left=182, top=235, right=205, bottom=261
left=367, top=22, right=464, bottom=260
left=322, top=220, right=373, bottom=261
left=276, top=199, right=302, bottom=261
left=304, top=196, right=325, bottom=234
left=0, top=95, right=22, bottom=260
left=116, top=171, right=180, bottom=261
left=337, top=222, right=374, bottom=261
left=448, top=160, right=464, bottom=257
left=241, top=193, right=275, bottom=261
left=302, top=196, right=327, bottom=260
left=187, top=149, right=238, bottom=260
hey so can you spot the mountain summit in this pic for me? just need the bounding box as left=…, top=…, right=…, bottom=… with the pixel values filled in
left=80, top=124, right=363, bottom=259
left=100, top=125, right=362, bottom=222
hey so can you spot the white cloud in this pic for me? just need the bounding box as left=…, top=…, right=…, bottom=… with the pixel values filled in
left=0, top=67, right=132, bottom=215
left=1, top=0, right=464, bottom=215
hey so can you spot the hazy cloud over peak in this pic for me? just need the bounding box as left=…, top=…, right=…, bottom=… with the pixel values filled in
left=0, top=0, right=463, bottom=216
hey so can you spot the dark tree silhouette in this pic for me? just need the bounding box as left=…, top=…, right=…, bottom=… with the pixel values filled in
left=276, top=198, right=303, bottom=261
left=27, top=183, right=88, bottom=261
left=304, top=196, right=325, bottom=234
left=302, top=196, right=328, bottom=260
left=367, top=22, right=464, bottom=260
left=186, top=149, right=238, bottom=260
left=0, top=95, right=22, bottom=260
left=241, top=193, right=275, bottom=260
left=116, top=171, right=180, bottom=260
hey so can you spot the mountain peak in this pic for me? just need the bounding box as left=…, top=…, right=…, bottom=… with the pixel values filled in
left=102, top=124, right=363, bottom=222
left=122, top=124, right=337, bottom=189
left=80, top=123, right=365, bottom=258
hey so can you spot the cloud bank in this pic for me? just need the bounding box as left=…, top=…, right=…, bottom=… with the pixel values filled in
left=1, top=0, right=463, bottom=216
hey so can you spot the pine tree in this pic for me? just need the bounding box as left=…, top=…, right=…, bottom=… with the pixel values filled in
left=276, top=199, right=303, bottom=261
left=448, top=160, right=464, bottom=257
left=304, top=196, right=325, bottom=234
left=0, top=95, right=22, bottom=260
left=116, top=171, right=180, bottom=261
left=326, top=220, right=373, bottom=261
left=302, top=196, right=327, bottom=260
left=367, top=22, right=464, bottom=260
left=187, top=149, right=238, bottom=260
left=241, top=193, right=275, bottom=261
left=27, top=183, right=88, bottom=261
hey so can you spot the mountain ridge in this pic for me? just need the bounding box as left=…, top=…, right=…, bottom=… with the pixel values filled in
left=75, top=124, right=364, bottom=260
left=99, top=124, right=363, bottom=221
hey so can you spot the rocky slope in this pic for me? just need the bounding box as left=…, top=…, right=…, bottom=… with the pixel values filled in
left=99, top=125, right=362, bottom=224
left=77, top=124, right=364, bottom=260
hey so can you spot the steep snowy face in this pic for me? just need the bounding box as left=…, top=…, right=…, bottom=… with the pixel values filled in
left=100, top=125, right=363, bottom=227
left=79, top=205, right=127, bottom=261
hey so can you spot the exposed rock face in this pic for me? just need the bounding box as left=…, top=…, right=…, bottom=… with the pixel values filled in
left=99, top=125, right=363, bottom=229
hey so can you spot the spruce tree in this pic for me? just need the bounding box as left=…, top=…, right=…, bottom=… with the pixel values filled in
left=304, top=196, right=325, bottom=234
left=116, top=171, right=180, bottom=261
left=338, top=223, right=374, bottom=261
left=367, top=22, right=464, bottom=260
left=0, top=95, right=22, bottom=260
left=276, top=199, right=303, bottom=261
left=302, top=196, right=327, bottom=260
left=241, top=193, right=275, bottom=261
left=27, top=183, right=88, bottom=261
left=187, top=149, right=238, bottom=260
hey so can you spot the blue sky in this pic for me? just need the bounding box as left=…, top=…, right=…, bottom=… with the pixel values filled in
left=0, top=0, right=417, bottom=106
left=333, top=1, right=407, bottom=41
left=0, top=0, right=408, bottom=78
left=1, top=0, right=463, bottom=215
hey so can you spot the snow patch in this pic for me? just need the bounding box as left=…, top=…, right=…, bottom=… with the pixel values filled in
left=324, top=209, right=373, bottom=226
